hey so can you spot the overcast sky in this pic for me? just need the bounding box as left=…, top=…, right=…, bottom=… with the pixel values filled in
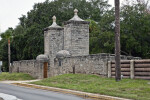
left=0, top=0, right=122, bottom=33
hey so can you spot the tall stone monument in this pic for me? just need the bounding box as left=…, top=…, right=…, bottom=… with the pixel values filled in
left=64, top=9, right=89, bottom=56
left=44, top=16, right=64, bottom=58
left=44, top=16, right=64, bottom=76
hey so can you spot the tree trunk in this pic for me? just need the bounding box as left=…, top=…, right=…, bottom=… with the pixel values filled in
left=115, top=0, right=121, bottom=81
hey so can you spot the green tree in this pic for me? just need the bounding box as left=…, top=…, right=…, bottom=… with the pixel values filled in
left=120, top=3, right=150, bottom=58
left=0, top=28, right=14, bottom=71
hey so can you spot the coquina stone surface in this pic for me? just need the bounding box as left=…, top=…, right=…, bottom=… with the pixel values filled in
left=64, top=9, right=89, bottom=56
left=12, top=60, right=43, bottom=78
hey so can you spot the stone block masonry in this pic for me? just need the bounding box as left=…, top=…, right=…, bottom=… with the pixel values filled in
left=44, top=21, right=64, bottom=58
left=54, top=54, right=109, bottom=76
left=53, top=53, right=140, bottom=77
left=12, top=60, right=44, bottom=79
left=64, top=9, right=89, bottom=56
left=64, top=21, right=89, bottom=56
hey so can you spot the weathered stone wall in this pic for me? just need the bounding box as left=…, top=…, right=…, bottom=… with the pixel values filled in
left=64, top=21, right=89, bottom=56
left=44, top=27, right=64, bottom=77
left=53, top=54, right=112, bottom=76
left=44, top=28, right=64, bottom=58
left=11, top=53, right=141, bottom=78
left=12, top=60, right=44, bottom=79
left=53, top=53, right=142, bottom=77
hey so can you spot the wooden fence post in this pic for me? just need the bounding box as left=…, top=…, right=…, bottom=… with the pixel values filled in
left=73, top=65, right=75, bottom=74
left=130, top=60, right=135, bottom=79
left=108, top=61, right=112, bottom=78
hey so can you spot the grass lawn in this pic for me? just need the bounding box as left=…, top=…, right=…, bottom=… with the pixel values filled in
left=0, top=72, right=35, bottom=81
left=31, top=74, right=150, bottom=100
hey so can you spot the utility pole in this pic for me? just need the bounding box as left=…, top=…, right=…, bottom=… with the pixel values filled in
left=8, top=39, right=11, bottom=73
left=115, top=0, right=121, bottom=81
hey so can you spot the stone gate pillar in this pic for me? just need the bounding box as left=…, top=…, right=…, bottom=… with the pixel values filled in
left=44, top=16, right=64, bottom=58
left=43, top=16, right=64, bottom=77
left=64, top=9, right=89, bottom=56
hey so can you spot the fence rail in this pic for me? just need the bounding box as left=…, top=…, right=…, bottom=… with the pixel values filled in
left=108, top=59, right=150, bottom=80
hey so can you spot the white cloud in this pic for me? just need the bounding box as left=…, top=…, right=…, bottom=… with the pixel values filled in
left=108, top=0, right=124, bottom=7
left=0, top=0, right=124, bottom=33
left=0, top=0, right=46, bottom=33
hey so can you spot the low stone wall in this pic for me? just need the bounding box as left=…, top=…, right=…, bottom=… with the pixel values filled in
left=53, top=53, right=141, bottom=76
left=11, top=53, right=141, bottom=78
left=12, top=60, right=44, bottom=79
left=53, top=54, right=115, bottom=76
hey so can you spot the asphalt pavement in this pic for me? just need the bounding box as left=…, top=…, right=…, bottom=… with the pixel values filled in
left=0, top=83, right=88, bottom=100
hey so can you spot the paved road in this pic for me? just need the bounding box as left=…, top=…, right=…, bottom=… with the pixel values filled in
left=0, top=83, right=88, bottom=100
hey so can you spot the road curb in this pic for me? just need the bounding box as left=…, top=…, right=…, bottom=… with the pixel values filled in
left=12, top=83, right=131, bottom=100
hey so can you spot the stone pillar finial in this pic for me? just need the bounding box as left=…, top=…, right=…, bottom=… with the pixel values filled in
left=74, top=9, right=78, bottom=15
left=52, top=16, right=56, bottom=22
left=47, top=15, right=61, bottom=28
left=69, top=9, right=84, bottom=21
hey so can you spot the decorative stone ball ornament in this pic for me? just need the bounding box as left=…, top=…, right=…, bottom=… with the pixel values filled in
left=36, top=54, right=49, bottom=62
left=56, top=50, right=71, bottom=59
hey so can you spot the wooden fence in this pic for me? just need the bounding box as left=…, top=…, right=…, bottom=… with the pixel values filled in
left=108, top=60, right=150, bottom=80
